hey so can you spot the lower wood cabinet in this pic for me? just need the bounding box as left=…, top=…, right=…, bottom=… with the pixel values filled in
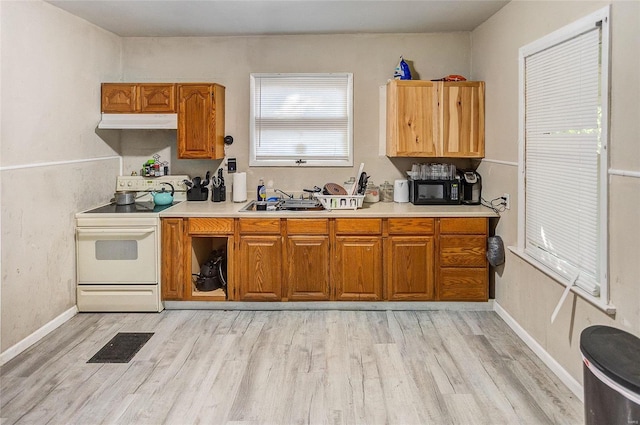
left=236, top=218, right=282, bottom=301
left=285, top=219, right=330, bottom=301
left=387, top=236, right=435, bottom=300
left=161, top=216, right=489, bottom=303
left=237, top=235, right=282, bottom=301
left=386, top=218, right=436, bottom=301
left=161, top=218, right=185, bottom=300
left=334, top=236, right=383, bottom=300
left=334, top=218, right=383, bottom=301
left=161, top=217, right=233, bottom=302
left=437, top=218, right=488, bottom=301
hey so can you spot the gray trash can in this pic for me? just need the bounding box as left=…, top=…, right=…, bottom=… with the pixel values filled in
left=580, top=325, right=640, bottom=425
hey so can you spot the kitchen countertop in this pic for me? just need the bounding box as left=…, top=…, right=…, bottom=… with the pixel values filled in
left=160, top=199, right=499, bottom=218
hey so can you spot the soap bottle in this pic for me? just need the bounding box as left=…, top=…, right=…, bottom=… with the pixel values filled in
left=257, top=178, right=266, bottom=201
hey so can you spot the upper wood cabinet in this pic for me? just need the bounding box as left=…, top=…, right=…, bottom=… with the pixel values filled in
left=439, top=82, right=485, bottom=158
left=101, top=83, right=176, bottom=113
left=386, top=80, right=485, bottom=158
left=386, top=80, right=438, bottom=157
left=139, top=84, right=177, bottom=113
left=177, top=83, right=226, bottom=160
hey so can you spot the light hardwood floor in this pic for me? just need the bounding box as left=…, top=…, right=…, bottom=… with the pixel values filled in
left=1, top=310, right=583, bottom=425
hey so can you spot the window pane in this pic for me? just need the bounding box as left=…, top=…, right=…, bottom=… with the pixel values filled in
left=522, top=24, right=605, bottom=296
left=251, top=73, right=353, bottom=166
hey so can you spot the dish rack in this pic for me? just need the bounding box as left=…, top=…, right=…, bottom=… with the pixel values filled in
left=314, top=194, right=364, bottom=211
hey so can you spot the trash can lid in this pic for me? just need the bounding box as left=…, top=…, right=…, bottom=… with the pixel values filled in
left=580, top=325, right=640, bottom=394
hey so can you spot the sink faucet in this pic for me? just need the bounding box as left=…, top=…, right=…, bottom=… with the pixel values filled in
left=274, top=189, right=294, bottom=199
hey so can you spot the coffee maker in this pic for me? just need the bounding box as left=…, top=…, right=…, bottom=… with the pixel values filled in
left=459, top=170, right=482, bottom=205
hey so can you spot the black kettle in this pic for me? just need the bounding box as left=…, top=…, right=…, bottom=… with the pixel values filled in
left=193, top=250, right=227, bottom=292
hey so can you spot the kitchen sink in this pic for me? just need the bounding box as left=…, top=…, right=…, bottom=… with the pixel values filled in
left=239, top=199, right=325, bottom=212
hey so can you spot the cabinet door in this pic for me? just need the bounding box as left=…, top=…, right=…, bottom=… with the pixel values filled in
left=439, top=81, right=485, bottom=158
left=334, top=236, right=383, bottom=301
left=387, top=236, right=435, bottom=300
left=101, top=83, right=137, bottom=113
left=177, top=84, right=225, bottom=160
left=237, top=235, right=282, bottom=301
left=286, top=235, right=330, bottom=301
left=161, top=218, right=185, bottom=300
left=139, top=83, right=176, bottom=113
left=386, top=80, right=438, bottom=157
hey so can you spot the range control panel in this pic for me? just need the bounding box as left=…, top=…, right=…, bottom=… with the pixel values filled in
left=116, top=175, right=190, bottom=192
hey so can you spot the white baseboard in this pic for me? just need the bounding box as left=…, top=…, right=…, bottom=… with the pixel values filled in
left=0, top=306, right=78, bottom=366
left=493, top=301, right=584, bottom=402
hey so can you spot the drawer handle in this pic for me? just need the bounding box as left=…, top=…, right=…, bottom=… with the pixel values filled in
left=77, top=227, right=155, bottom=236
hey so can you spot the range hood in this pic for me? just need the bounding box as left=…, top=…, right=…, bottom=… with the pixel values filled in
left=98, top=113, right=177, bottom=130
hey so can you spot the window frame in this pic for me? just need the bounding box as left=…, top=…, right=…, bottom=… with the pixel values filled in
left=516, top=6, right=611, bottom=308
left=249, top=72, right=354, bottom=167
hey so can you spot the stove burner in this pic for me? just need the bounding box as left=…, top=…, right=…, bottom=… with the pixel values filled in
left=84, top=202, right=177, bottom=214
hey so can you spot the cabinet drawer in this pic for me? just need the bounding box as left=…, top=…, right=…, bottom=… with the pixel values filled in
left=239, top=218, right=280, bottom=234
left=335, top=218, right=382, bottom=235
left=388, top=218, right=435, bottom=235
left=438, top=268, right=488, bottom=301
left=439, top=218, right=487, bottom=234
left=188, top=218, right=233, bottom=235
left=287, top=219, right=328, bottom=235
left=439, top=236, right=487, bottom=267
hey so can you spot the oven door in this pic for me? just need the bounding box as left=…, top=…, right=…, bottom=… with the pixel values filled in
left=76, top=226, right=158, bottom=284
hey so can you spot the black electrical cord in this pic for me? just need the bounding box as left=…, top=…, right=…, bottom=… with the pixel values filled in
left=481, top=196, right=508, bottom=214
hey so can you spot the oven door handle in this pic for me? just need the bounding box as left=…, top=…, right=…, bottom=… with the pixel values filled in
left=77, top=227, right=156, bottom=236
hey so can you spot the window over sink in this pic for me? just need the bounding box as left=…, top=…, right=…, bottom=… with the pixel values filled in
left=250, top=73, right=353, bottom=167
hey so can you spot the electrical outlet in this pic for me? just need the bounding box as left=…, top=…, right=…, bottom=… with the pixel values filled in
left=502, top=193, right=511, bottom=210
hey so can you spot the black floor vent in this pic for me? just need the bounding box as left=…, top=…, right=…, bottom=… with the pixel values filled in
left=88, top=332, right=153, bottom=364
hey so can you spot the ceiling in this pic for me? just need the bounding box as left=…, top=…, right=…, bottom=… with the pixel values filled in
left=46, top=0, right=509, bottom=37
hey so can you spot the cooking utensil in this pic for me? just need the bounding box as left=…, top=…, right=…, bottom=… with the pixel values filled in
left=193, top=176, right=201, bottom=188
left=217, top=168, right=226, bottom=202
left=357, top=172, right=369, bottom=195
left=202, top=171, right=210, bottom=187
left=183, top=179, right=193, bottom=188
left=113, top=191, right=137, bottom=206
left=151, top=182, right=174, bottom=206
left=323, top=183, right=347, bottom=195
left=303, top=186, right=322, bottom=197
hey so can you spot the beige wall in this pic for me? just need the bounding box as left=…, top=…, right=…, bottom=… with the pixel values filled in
left=119, top=33, right=473, bottom=191
left=0, top=1, right=122, bottom=352
left=472, top=0, right=640, bottom=382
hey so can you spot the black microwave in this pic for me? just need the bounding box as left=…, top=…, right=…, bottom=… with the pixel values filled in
left=409, top=178, right=461, bottom=205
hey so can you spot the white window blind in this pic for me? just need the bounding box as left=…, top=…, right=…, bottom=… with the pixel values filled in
left=520, top=11, right=609, bottom=297
left=250, top=73, right=353, bottom=167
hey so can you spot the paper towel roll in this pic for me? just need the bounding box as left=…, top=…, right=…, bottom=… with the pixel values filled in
left=233, top=172, right=247, bottom=202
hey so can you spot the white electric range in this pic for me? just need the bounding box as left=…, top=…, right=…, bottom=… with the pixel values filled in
left=75, top=175, right=189, bottom=312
